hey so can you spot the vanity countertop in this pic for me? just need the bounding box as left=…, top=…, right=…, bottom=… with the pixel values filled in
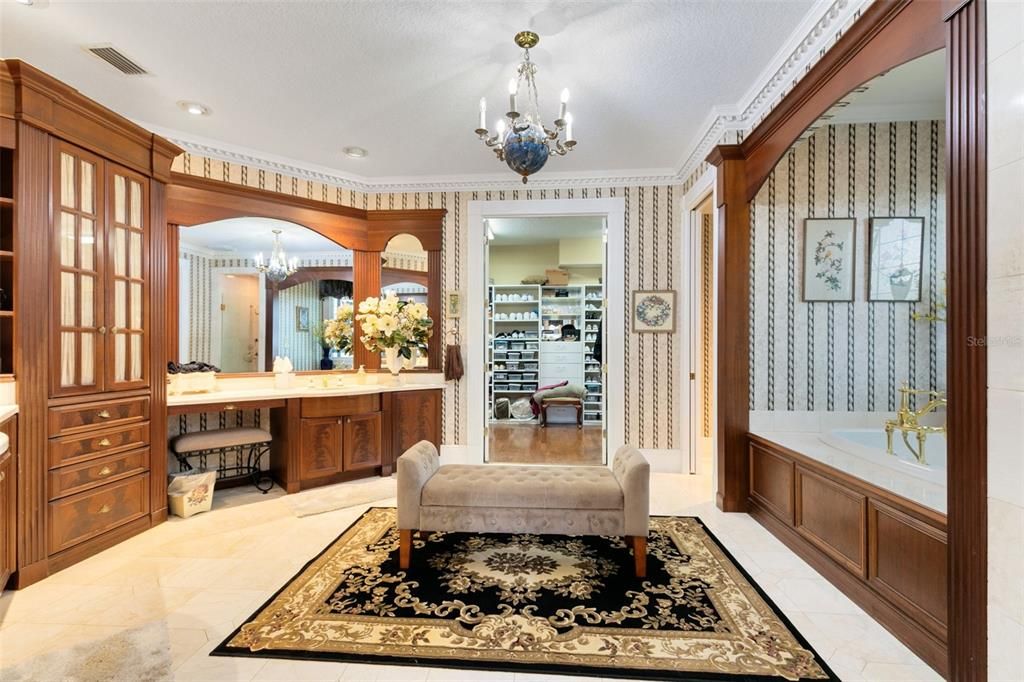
left=0, top=404, right=19, bottom=424
left=167, top=374, right=446, bottom=408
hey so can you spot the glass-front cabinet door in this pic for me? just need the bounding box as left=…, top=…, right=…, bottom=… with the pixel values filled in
left=106, top=165, right=148, bottom=391
left=53, top=142, right=105, bottom=397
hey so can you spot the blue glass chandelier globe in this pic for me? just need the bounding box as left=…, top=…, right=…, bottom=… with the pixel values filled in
left=503, top=123, right=549, bottom=181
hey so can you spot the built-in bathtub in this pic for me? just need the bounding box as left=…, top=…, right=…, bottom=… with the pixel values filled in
left=819, top=428, right=947, bottom=486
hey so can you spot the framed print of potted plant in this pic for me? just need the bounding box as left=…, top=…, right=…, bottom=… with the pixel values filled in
left=295, top=305, right=310, bottom=332
left=632, top=290, right=676, bottom=333
left=802, top=218, right=856, bottom=301
left=867, top=217, right=924, bottom=302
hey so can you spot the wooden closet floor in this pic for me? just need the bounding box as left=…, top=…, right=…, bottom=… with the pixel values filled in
left=487, top=423, right=603, bottom=465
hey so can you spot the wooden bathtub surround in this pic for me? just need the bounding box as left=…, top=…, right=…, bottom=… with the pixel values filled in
left=1, top=59, right=180, bottom=588
left=748, top=434, right=948, bottom=674
left=707, top=0, right=987, bottom=675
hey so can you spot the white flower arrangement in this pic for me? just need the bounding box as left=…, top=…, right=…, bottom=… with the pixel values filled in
left=356, top=292, right=433, bottom=359
left=319, top=302, right=354, bottom=354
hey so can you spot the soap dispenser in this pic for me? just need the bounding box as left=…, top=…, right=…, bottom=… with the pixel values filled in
left=355, top=365, right=367, bottom=385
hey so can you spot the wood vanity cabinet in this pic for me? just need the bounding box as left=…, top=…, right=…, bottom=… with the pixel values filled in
left=0, top=417, right=15, bottom=590
left=1, top=60, right=180, bottom=587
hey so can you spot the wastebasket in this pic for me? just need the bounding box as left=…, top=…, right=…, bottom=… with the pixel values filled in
left=168, top=470, right=217, bottom=518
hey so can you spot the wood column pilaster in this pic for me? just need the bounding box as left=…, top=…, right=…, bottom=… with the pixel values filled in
left=353, top=250, right=381, bottom=371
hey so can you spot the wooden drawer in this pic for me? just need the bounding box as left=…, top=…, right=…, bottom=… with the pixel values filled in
left=49, top=422, right=150, bottom=469
left=301, top=394, right=380, bottom=418
left=49, top=448, right=149, bottom=500
left=49, top=396, right=150, bottom=437
left=48, top=473, right=149, bottom=554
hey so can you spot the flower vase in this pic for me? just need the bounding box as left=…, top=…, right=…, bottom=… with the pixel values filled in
left=384, top=346, right=403, bottom=384
left=319, top=346, right=334, bottom=370
left=402, top=347, right=419, bottom=371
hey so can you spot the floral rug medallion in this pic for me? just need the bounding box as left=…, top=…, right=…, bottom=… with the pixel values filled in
left=213, top=508, right=837, bottom=681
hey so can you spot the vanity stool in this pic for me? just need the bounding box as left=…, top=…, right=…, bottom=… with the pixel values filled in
left=170, top=427, right=274, bottom=493
left=540, top=396, right=583, bottom=428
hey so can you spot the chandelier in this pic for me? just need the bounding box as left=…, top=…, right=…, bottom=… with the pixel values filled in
left=254, top=229, right=298, bottom=283
left=474, top=31, right=577, bottom=184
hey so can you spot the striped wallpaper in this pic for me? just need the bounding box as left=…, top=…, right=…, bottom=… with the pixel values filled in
left=749, top=120, right=947, bottom=412
left=172, top=154, right=682, bottom=449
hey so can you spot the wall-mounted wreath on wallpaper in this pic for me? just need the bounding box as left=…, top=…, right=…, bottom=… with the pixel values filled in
left=802, top=218, right=856, bottom=302
left=632, top=290, right=676, bottom=333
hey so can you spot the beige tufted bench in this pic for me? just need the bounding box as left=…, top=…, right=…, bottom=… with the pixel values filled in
left=397, top=441, right=650, bottom=576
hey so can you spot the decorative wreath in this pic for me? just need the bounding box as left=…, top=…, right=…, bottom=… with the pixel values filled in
left=636, top=294, right=671, bottom=328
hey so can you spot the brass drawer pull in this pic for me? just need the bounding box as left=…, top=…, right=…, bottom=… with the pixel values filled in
left=97, top=438, right=111, bottom=447
left=97, top=410, right=111, bottom=419
left=98, top=504, right=111, bottom=514
left=97, top=326, right=107, bottom=335
left=223, top=404, right=236, bottom=411
left=97, top=466, right=112, bottom=477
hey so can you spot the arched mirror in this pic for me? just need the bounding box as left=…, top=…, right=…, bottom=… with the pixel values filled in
left=380, top=233, right=430, bottom=369
left=177, top=217, right=354, bottom=373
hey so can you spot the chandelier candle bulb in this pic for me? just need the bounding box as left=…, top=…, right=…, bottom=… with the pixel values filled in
left=478, top=97, right=487, bottom=132
left=565, top=112, right=574, bottom=142
left=508, top=78, right=517, bottom=114
left=559, top=88, right=569, bottom=121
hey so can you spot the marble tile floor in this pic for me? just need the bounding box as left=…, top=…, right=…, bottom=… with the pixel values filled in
left=0, top=467, right=942, bottom=681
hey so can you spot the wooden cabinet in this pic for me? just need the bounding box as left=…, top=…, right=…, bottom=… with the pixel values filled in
left=343, top=412, right=382, bottom=471
left=1, top=60, right=179, bottom=587
left=52, top=144, right=149, bottom=397
left=389, top=389, right=441, bottom=458
left=299, top=417, right=344, bottom=480
left=0, top=417, right=14, bottom=591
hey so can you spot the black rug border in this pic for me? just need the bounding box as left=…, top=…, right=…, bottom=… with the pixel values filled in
left=211, top=507, right=840, bottom=682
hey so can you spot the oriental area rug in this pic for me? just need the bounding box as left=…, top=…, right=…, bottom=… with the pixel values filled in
left=213, top=508, right=837, bottom=681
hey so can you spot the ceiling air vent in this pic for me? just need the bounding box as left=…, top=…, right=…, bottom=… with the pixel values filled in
left=84, top=45, right=149, bottom=75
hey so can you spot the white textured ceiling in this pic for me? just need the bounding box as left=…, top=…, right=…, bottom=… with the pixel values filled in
left=825, top=49, right=946, bottom=125
left=1, top=0, right=816, bottom=183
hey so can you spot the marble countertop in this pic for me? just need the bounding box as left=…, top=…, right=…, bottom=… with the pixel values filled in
left=750, top=430, right=946, bottom=514
left=0, top=404, right=19, bottom=424
left=167, top=375, right=446, bottom=407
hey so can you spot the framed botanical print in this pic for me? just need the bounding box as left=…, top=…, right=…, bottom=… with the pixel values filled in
left=868, top=217, right=925, bottom=302
left=632, top=290, right=676, bottom=333
left=802, top=218, right=856, bottom=301
left=295, top=306, right=310, bottom=332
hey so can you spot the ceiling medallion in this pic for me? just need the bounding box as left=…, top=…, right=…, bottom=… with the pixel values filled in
left=474, top=31, right=576, bottom=184
left=254, top=229, right=298, bottom=284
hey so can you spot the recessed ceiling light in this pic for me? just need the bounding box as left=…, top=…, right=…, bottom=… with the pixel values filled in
left=16, top=0, right=34, bottom=5
left=177, top=100, right=210, bottom=116
left=343, top=146, right=368, bottom=159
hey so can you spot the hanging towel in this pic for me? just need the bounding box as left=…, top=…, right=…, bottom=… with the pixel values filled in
left=445, top=344, right=464, bottom=381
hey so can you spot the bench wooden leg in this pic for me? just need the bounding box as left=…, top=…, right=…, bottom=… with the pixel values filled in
left=399, top=529, right=412, bottom=569
left=629, top=535, right=647, bottom=578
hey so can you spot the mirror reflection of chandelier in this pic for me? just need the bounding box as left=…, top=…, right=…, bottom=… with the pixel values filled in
left=474, top=31, right=577, bottom=184
left=254, top=229, right=298, bottom=283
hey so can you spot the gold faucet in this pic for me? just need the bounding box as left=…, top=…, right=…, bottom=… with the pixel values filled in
left=884, top=384, right=947, bottom=465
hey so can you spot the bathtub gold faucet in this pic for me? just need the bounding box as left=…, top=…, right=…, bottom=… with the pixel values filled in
left=884, top=384, right=947, bottom=465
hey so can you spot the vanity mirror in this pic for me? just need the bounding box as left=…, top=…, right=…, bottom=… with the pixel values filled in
left=381, top=234, right=430, bottom=368
left=177, top=217, right=354, bottom=372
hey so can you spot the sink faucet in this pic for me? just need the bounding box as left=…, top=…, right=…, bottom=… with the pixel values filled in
left=884, top=384, right=946, bottom=465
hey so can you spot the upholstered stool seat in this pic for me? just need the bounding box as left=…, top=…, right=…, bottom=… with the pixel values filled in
left=397, top=441, right=650, bottom=576
left=170, top=427, right=273, bottom=493
left=171, top=427, right=271, bottom=453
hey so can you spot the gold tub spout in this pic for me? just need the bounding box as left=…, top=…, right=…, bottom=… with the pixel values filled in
left=883, top=384, right=946, bottom=465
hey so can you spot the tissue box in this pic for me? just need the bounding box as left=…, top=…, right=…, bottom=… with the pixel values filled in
left=168, top=371, right=217, bottom=395
left=167, top=471, right=216, bottom=518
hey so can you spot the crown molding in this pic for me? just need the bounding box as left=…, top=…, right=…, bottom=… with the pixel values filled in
left=140, top=0, right=874, bottom=194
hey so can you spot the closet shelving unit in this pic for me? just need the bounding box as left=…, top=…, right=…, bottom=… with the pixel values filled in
left=583, top=284, right=604, bottom=424
left=488, top=284, right=541, bottom=421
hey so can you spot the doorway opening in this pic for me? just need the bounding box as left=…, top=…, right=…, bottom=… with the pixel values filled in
left=687, top=193, right=715, bottom=475
left=484, top=215, right=606, bottom=465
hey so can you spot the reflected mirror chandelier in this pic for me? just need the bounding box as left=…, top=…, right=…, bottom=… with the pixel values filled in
left=474, top=31, right=577, bottom=183
left=254, top=229, right=298, bottom=284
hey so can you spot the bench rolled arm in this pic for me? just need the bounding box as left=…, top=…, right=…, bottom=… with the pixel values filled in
left=397, top=440, right=440, bottom=529
left=611, top=445, right=650, bottom=537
